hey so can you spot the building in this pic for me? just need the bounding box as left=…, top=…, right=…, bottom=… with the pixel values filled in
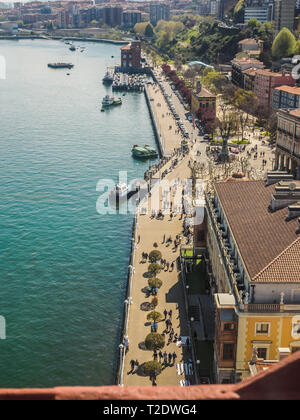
left=231, top=57, right=265, bottom=88
left=272, top=85, right=300, bottom=110
left=253, top=69, right=296, bottom=110
left=238, top=38, right=264, bottom=59
left=276, top=108, right=300, bottom=178
left=120, top=40, right=141, bottom=70
left=244, top=0, right=275, bottom=24
left=103, top=6, right=123, bottom=26
left=274, top=0, right=296, bottom=33
left=121, top=10, right=141, bottom=27
left=205, top=176, right=300, bottom=383
left=190, top=83, right=216, bottom=119
left=149, top=2, right=170, bottom=26
left=242, top=67, right=258, bottom=90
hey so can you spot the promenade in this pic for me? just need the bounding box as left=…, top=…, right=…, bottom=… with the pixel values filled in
left=123, top=154, right=195, bottom=387
left=145, top=83, right=183, bottom=156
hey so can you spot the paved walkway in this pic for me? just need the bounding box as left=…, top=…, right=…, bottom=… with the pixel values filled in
left=146, top=83, right=183, bottom=156
left=123, top=154, right=196, bottom=386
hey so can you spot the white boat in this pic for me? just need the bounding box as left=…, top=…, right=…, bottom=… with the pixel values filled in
left=109, top=182, right=129, bottom=201
left=102, top=95, right=114, bottom=107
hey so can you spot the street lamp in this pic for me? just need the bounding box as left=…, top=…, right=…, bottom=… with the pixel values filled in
left=190, top=317, right=194, bottom=322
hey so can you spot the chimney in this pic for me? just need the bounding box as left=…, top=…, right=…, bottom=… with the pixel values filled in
left=278, top=348, right=290, bottom=362
left=288, top=203, right=300, bottom=219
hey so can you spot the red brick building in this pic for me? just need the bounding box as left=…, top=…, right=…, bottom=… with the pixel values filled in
left=120, top=41, right=141, bottom=69
left=253, top=70, right=296, bottom=110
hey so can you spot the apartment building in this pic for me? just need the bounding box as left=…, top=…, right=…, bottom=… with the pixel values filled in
left=272, top=85, right=300, bottom=110
left=253, top=69, right=296, bottom=110
left=231, top=57, right=265, bottom=88
left=276, top=108, right=300, bottom=179
left=274, top=0, right=296, bottom=33
left=149, top=2, right=170, bottom=26
left=205, top=176, right=300, bottom=383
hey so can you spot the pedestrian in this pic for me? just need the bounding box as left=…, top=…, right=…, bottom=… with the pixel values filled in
left=135, top=360, right=139, bottom=369
left=165, top=319, right=169, bottom=331
left=138, top=234, right=140, bottom=244
left=130, top=359, right=135, bottom=373
left=168, top=353, right=172, bottom=365
left=163, top=309, right=168, bottom=320
left=171, top=262, right=174, bottom=271
left=168, top=309, right=173, bottom=319
left=155, top=287, right=159, bottom=296
left=159, top=351, right=163, bottom=363
left=153, top=350, right=158, bottom=361
left=162, top=234, right=165, bottom=244
left=172, top=352, right=177, bottom=365
left=163, top=351, right=168, bottom=366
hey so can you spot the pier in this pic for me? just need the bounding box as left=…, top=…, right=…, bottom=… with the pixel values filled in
left=112, top=72, right=146, bottom=92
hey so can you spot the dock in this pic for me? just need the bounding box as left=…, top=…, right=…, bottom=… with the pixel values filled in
left=112, top=72, right=146, bottom=92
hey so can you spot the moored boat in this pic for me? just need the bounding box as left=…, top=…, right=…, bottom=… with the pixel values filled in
left=132, top=144, right=158, bottom=159
left=48, top=63, right=74, bottom=69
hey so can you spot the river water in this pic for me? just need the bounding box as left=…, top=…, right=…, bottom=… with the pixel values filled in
left=0, top=39, right=158, bottom=387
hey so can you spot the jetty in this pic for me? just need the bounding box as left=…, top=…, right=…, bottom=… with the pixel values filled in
left=112, top=72, right=145, bottom=92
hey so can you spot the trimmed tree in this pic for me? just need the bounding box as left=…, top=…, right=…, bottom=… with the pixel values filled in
left=143, top=360, right=162, bottom=377
left=145, top=332, right=165, bottom=351
left=151, top=297, right=158, bottom=307
left=149, top=250, right=162, bottom=261
left=147, top=311, right=163, bottom=322
left=148, top=263, right=162, bottom=276
left=148, top=278, right=163, bottom=289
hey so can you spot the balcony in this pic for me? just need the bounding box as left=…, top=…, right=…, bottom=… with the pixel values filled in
left=247, top=303, right=280, bottom=313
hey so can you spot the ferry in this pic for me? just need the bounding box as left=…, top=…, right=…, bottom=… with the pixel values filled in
left=132, top=145, right=158, bottom=159
left=48, top=63, right=74, bottom=69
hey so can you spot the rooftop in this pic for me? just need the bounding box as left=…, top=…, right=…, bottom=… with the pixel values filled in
left=255, top=69, right=293, bottom=78
left=214, top=180, right=300, bottom=281
left=274, top=85, right=300, bottom=95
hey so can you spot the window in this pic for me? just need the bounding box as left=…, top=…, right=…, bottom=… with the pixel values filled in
left=224, top=323, right=235, bottom=331
left=255, top=323, right=269, bottom=335
left=222, top=343, right=234, bottom=361
left=291, top=347, right=300, bottom=354
left=257, top=347, right=267, bottom=360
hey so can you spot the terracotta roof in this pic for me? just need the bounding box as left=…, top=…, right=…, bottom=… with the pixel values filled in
left=253, top=238, right=300, bottom=283
left=255, top=69, right=293, bottom=78
left=214, top=180, right=299, bottom=280
left=242, top=67, right=259, bottom=76
left=121, top=44, right=131, bottom=50
left=239, top=38, right=262, bottom=45
left=274, top=85, right=300, bottom=95
left=279, top=108, right=300, bottom=119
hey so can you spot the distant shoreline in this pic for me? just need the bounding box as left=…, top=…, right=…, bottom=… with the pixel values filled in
left=0, top=35, right=129, bottom=45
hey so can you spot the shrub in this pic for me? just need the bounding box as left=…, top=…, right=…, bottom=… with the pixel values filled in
left=148, top=263, right=162, bottom=276
left=149, top=250, right=162, bottom=261
left=151, top=297, right=158, bottom=307
left=143, top=360, right=162, bottom=377
left=145, top=333, right=165, bottom=351
left=147, top=311, right=163, bottom=322
left=148, top=278, right=163, bottom=289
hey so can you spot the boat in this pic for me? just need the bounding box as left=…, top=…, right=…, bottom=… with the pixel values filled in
left=48, top=63, right=74, bottom=69
left=102, top=95, right=114, bottom=107
left=113, top=97, right=122, bottom=106
left=101, top=95, right=122, bottom=107
left=102, top=70, right=114, bottom=84
left=69, top=45, right=76, bottom=51
left=132, top=145, right=158, bottom=159
left=109, top=182, right=129, bottom=202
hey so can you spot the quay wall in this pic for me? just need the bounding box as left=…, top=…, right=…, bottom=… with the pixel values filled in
left=0, top=36, right=128, bottom=45
left=144, top=84, right=165, bottom=158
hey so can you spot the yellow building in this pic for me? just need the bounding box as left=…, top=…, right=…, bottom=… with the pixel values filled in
left=191, top=84, right=216, bottom=118
left=205, top=174, right=300, bottom=383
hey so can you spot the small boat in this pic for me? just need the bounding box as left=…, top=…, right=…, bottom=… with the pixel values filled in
left=48, top=63, right=74, bottom=69
left=132, top=145, right=158, bottom=159
left=69, top=45, right=76, bottom=51
left=113, top=97, right=122, bottom=106
left=109, top=182, right=129, bottom=201
left=102, top=95, right=114, bottom=107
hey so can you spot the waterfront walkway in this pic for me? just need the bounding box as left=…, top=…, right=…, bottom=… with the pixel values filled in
left=123, top=154, right=195, bottom=386
left=145, top=83, right=183, bottom=157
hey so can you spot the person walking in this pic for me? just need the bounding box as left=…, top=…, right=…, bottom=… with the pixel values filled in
left=171, top=262, right=174, bottom=271
left=172, top=351, right=177, bottom=365
left=168, top=353, right=172, bottom=365
left=163, top=309, right=168, bottom=320
left=162, top=234, right=165, bottom=244
left=163, top=351, right=168, bottom=366
left=159, top=351, right=163, bottom=363
left=168, top=309, right=173, bottom=320
left=153, top=350, right=158, bottom=361
left=130, top=359, right=135, bottom=373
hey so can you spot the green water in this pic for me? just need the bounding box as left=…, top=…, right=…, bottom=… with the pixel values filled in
left=0, top=39, right=158, bottom=387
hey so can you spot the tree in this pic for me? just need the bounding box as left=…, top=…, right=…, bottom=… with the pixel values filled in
left=148, top=278, right=163, bottom=289
left=149, top=250, right=162, bottom=261
left=147, top=311, right=163, bottom=322
left=145, top=23, right=154, bottom=38
left=272, top=28, right=296, bottom=60
left=143, top=360, right=162, bottom=377
left=151, top=297, right=158, bottom=307
left=148, top=263, right=162, bottom=276
left=145, top=333, right=165, bottom=350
